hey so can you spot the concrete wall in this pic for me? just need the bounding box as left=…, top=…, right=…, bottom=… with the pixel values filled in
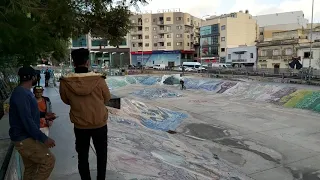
left=253, top=11, right=308, bottom=27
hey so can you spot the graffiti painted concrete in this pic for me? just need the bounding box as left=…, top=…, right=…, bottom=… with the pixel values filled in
left=131, top=88, right=182, bottom=99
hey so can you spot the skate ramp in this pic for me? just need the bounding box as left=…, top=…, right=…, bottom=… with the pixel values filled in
left=107, top=75, right=320, bottom=114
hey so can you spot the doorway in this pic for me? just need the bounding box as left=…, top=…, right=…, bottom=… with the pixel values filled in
left=274, top=64, right=280, bottom=74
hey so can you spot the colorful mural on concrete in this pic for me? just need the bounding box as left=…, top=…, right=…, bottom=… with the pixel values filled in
left=119, top=98, right=188, bottom=131
left=131, top=88, right=182, bottom=99
left=107, top=75, right=320, bottom=114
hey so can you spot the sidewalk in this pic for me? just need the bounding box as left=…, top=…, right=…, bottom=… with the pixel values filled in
left=43, top=86, right=125, bottom=179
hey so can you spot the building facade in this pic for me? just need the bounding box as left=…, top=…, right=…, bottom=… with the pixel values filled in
left=227, top=46, right=257, bottom=67
left=71, top=34, right=131, bottom=68
left=129, top=9, right=201, bottom=67
left=200, top=11, right=258, bottom=64
left=297, top=42, right=320, bottom=69
left=257, top=29, right=310, bottom=69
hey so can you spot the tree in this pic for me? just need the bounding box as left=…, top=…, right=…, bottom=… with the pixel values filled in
left=0, top=0, right=148, bottom=66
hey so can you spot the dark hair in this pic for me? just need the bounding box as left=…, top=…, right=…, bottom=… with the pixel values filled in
left=71, top=48, right=89, bottom=66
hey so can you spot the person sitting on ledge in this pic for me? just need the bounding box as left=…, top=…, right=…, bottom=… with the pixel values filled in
left=33, top=86, right=56, bottom=136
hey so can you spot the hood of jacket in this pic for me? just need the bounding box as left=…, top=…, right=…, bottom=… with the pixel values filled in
left=60, top=72, right=105, bottom=96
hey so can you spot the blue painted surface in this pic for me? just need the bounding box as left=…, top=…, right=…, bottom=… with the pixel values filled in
left=131, top=88, right=182, bottom=100
left=140, top=109, right=188, bottom=131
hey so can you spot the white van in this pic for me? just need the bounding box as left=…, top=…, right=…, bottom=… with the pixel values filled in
left=182, top=62, right=206, bottom=71
left=153, top=64, right=166, bottom=70
left=211, top=63, right=232, bottom=68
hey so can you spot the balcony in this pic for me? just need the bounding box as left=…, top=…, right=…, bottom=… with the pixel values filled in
left=158, top=46, right=166, bottom=50
left=131, top=39, right=143, bottom=43
left=232, top=59, right=247, bottom=63
left=157, top=21, right=164, bottom=25
left=131, top=30, right=143, bottom=35
left=158, top=29, right=168, bottom=34
left=132, top=22, right=143, bottom=26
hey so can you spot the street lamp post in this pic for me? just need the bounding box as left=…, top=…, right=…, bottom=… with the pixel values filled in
left=308, top=0, right=315, bottom=81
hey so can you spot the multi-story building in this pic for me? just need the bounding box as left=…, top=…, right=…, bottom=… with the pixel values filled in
left=254, top=11, right=308, bottom=42
left=71, top=34, right=131, bottom=68
left=257, top=29, right=310, bottom=69
left=129, top=9, right=201, bottom=67
left=227, top=46, right=257, bottom=67
left=200, top=11, right=258, bottom=64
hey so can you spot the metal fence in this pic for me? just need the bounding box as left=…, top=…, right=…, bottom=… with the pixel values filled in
left=0, top=67, right=19, bottom=118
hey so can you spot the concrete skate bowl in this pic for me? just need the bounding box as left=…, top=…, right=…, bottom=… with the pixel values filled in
left=107, top=75, right=320, bottom=114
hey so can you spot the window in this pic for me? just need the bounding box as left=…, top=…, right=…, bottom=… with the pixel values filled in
left=153, top=27, right=157, bottom=31
left=154, top=43, right=157, bottom=47
left=132, top=36, right=137, bottom=39
left=138, top=43, right=142, bottom=47
left=145, top=35, right=149, bottom=39
left=176, top=34, right=182, bottom=38
left=221, top=48, right=225, bottom=52
left=187, top=42, right=190, bottom=46
left=261, top=64, right=267, bottom=68
left=166, top=17, right=171, bottom=21
left=221, top=25, right=226, bottom=30
left=228, top=54, right=231, bottom=59
left=187, top=18, right=190, bottom=22
left=176, top=17, right=182, bottom=21
left=273, top=49, right=279, bottom=55
left=132, top=43, right=136, bottom=47
left=167, top=42, right=171, bottom=46
left=153, top=35, right=158, bottom=38
left=221, top=37, right=225, bottom=41
left=187, top=35, right=190, bottom=38
left=285, top=48, right=292, bottom=55
left=131, top=20, right=135, bottom=23
left=166, top=26, right=171, bottom=31
left=250, top=53, right=253, bottom=58
left=260, top=50, right=266, bottom=56
left=167, top=34, right=171, bottom=38
left=177, top=42, right=182, bottom=46
left=260, top=32, right=264, bottom=35
left=304, top=51, right=313, bottom=58
left=145, top=27, right=149, bottom=31
left=145, top=43, right=149, bottom=47
left=153, top=18, right=156, bottom=22
left=144, top=18, right=149, bottom=22
left=177, top=25, right=182, bottom=29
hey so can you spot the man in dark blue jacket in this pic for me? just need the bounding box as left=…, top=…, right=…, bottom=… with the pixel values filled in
left=9, top=66, right=56, bottom=180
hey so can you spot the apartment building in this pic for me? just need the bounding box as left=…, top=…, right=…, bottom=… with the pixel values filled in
left=254, top=11, right=308, bottom=42
left=129, top=9, right=201, bottom=67
left=71, top=34, right=131, bottom=67
left=200, top=11, right=258, bottom=64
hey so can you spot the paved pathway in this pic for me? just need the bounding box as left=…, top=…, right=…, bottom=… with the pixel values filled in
left=43, top=86, right=125, bottom=180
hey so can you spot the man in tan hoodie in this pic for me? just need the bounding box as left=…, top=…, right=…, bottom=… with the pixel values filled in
left=59, top=48, right=111, bottom=180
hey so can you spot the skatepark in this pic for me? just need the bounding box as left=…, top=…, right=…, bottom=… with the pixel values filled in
left=3, top=74, right=320, bottom=179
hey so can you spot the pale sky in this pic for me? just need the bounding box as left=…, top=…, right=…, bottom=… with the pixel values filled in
left=136, top=0, right=319, bottom=23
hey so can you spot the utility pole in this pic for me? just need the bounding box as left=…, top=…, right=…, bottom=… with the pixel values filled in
left=308, top=0, right=314, bottom=81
